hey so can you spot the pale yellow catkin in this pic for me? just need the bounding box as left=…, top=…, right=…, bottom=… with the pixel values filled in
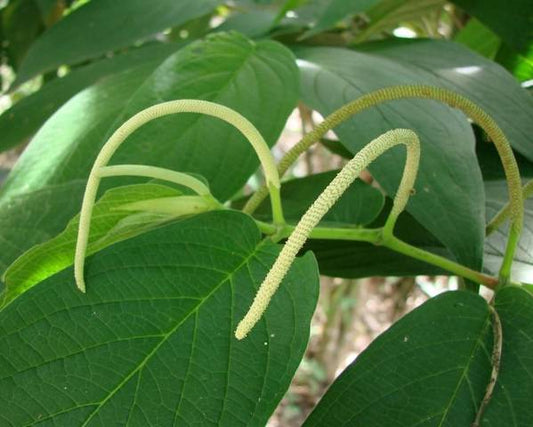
left=75, top=100, right=280, bottom=293
left=235, top=129, right=420, bottom=339
left=242, top=84, right=523, bottom=285
left=243, top=85, right=522, bottom=237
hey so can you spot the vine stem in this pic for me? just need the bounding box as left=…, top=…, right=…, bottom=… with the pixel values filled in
left=74, top=100, right=282, bottom=293
left=242, top=85, right=523, bottom=285
left=235, top=129, right=420, bottom=339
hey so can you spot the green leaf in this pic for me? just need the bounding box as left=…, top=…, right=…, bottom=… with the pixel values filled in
left=484, top=180, right=533, bottom=283
left=248, top=170, right=385, bottom=227
left=304, top=291, right=492, bottom=426
left=454, top=18, right=501, bottom=59
left=0, top=210, right=319, bottom=425
left=295, top=44, right=485, bottom=271
left=484, top=286, right=533, bottom=425
left=450, top=0, right=532, bottom=53
left=14, top=0, right=220, bottom=84
left=2, top=183, right=192, bottom=303
left=364, top=39, right=533, bottom=162
left=297, top=0, right=380, bottom=38
left=0, top=42, right=180, bottom=152
left=0, top=181, right=86, bottom=274
left=0, top=33, right=299, bottom=270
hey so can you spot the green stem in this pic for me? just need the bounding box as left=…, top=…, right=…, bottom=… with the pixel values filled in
left=97, top=164, right=211, bottom=196
left=254, top=219, right=498, bottom=289
left=255, top=219, right=381, bottom=243
left=382, top=235, right=498, bottom=289
left=269, top=185, right=286, bottom=226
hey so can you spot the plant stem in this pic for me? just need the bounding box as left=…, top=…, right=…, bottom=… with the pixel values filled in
left=382, top=235, right=498, bottom=290
left=97, top=164, right=211, bottom=196
left=254, top=218, right=498, bottom=289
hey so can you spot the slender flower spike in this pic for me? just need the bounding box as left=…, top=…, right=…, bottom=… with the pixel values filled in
left=242, top=85, right=523, bottom=284
left=74, top=100, right=282, bottom=293
left=235, top=129, right=421, bottom=340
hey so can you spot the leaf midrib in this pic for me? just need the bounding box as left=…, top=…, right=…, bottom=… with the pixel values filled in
left=80, top=239, right=266, bottom=425
left=437, top=312, right=491, bottom=426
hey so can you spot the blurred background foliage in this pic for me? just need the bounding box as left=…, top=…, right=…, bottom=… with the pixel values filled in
left=0, top=0, right=531, bottom=424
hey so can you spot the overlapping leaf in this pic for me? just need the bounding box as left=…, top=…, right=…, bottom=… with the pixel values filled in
left=305, top=287, right=533, bottom=426
left=0, top=42, right=180, bottom=152
left=0, top=210, right=319, bottom=425
left=14, top=0, right=220, bottom=84
left=305, top=291, right=493, bottom=426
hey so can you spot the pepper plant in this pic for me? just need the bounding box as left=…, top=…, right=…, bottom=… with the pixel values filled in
left=0, top=0, right=532, bottom=425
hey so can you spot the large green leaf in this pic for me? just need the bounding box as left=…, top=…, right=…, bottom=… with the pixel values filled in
left=365, top=39, right=533, bottom=161
left=295, top=44, right=485, bottom=271
left=484, top=180, right=533, bottom=283
left=14, top=0, right=219, bottom=84
left=0, top=210, right=319, bottom=425
left=484, top=286, right=533, bottom=425
left=304, top=291, right=492, bottom=426
left=248, top=170, right=385, bottom=227
left=450, top=0, right=531, bottom=53
left=2, top=183, right=192, bottom=303
left=0, top=33, right=298, bottom=270
left=0, top=42, right=179, bottom=152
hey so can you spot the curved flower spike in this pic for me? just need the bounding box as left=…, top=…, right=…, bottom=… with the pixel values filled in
left=235, top=128, right=420, bottom=340
left=243, top=85, right=523, bottom=284
left=75, top=100, right=282, bottom=293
